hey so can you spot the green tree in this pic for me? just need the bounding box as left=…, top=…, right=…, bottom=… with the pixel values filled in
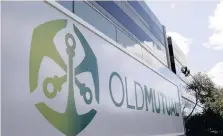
left=205, top=87, right=223, bottom=116
left=185, top=72, right=216, bottom=120
left=184, top=72, right=223, bottom=136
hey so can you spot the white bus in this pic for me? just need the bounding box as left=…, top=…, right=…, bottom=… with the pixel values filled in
left=2, top=1, right=197, bottom=136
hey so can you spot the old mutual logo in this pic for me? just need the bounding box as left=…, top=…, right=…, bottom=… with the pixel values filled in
left=29, top=19, right=181, bottom=136
left=29, top=19, right=99, bottom=136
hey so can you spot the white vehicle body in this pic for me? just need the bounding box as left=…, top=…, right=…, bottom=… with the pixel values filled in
left=2, top=1, right=185, bottom=136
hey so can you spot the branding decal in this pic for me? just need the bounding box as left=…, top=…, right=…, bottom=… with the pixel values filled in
left=109, top=72, right=180, bottom=116
left=29, top=19, right=180, bottom=136
left=29, top=19, right=99, bottom=136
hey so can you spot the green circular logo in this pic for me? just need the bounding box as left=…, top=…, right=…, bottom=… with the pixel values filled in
left=29, top=19, right=99, bottom=136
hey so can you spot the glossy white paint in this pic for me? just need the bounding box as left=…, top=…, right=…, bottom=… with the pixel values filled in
left=2, top=1, right=185, bottom=136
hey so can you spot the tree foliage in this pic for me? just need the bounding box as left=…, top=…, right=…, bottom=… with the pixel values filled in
left=186, top=72, right=223, bottom=117
left=184, top=72, right=223, bottom=135
left=205, top=87, right=223, bottom=116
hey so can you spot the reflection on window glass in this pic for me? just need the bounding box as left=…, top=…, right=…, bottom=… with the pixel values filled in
left=142, top=48, right=165, bottom=71
left=74, top=1, right=116, bottom=41
left=57, top=1, right=73, bottom=12
left=117, top=29, right=135, bottom=47
left=96, top=1, right=167, bottom=54
left=143, top=41, right=167, bottom=66
left=152, top=24, right=165, bottom=44
left=153, top=43, right=167, bottom=65
left=117, top=29, right=143, bottom=59
left=127, top=1, right=165, bottom=44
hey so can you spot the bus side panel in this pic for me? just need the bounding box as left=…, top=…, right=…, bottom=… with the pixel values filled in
left=2, top=1, right=185, bottom=136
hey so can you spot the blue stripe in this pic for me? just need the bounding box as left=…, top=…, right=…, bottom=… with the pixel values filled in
left=128, top=1, right=165, bottom=45
left=129, top=1, right=163, bottom=30
left=96, top=1, right=165, bottom=48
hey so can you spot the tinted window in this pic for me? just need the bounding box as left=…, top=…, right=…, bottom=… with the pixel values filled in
left=74, top=1, right=116, bottom=41
left=142, top=41, right=167, bottom=66
left=96, top=1, right=164, bottom=50
left=127, top=1, right=165, bottom=44
left=117, top=29, right=135, bottom=47
left=117, top=29, right=143, bottom=59
left=142, top=47, right=166, bottom=71
left=57, top=1, right=73, bottom=12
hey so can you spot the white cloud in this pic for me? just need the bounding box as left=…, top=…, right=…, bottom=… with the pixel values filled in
left=126, top=43, right=143, bottom=60
left=167, top=32, right=192, bottom=56
left=203, top=1, right=223, bottom=50
left=170, top=3, right=176, bottom=9
left=208, top=62, right=223, bottom=87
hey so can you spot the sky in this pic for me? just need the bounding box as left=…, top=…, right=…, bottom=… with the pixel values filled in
left=145, top=0, right=223, bottom=87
